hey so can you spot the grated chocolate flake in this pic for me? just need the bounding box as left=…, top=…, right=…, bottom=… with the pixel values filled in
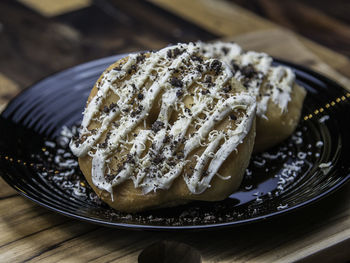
left=103, top=106, right=109, bottom=114
left=241, top=64, right=257, bottom=78
left=170, top=77, right=183, bottom=88
left=223, top=85, right=232, bottom=93
left=151, top=121, right=165, bottom=133
left=210, top=60, right=222, bottom=75
left=176, top=90, right=184, bottom=98
left=137, top=93, right=144, bottom=100
left=230, top=114, right=237, bottom=120
left=221, top=47, right=229, bottom=55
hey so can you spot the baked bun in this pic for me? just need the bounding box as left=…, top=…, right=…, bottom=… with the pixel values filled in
left=198, top=41, right=306, bottom=152
left=70, top=43, right=256, bottom=212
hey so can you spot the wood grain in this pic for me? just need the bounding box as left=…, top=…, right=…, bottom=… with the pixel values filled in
left=0, top=0, right=215, bottom=90
left=0, top=73, right=19, bottom=112
left=1, top=0, right=350, bottom=262
left=229, top=0, right=350, bottom=57
left=18, top=0, right=92, bottom=17
left=151, top=0, right=350, bottom=84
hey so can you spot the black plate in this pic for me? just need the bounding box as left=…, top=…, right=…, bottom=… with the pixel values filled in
left=1, top=54, right=350, bottom=230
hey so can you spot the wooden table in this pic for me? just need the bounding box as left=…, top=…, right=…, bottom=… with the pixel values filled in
left=1, top=0, right=350, bottom=262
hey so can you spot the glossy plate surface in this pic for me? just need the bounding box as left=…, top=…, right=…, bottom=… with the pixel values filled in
left=1, top=54, right=350, bottom=230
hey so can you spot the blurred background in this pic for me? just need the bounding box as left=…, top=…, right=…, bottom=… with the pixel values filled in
left=1, top=0, right=349, bottom=91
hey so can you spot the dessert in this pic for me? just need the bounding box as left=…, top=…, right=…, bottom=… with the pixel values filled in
left=198, top=41, right=306, bottom=152
left=70, top=43, right=256, bottom=212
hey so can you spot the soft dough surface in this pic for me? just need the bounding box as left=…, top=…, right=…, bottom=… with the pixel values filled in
left=71, top=43, right=256, bottom=212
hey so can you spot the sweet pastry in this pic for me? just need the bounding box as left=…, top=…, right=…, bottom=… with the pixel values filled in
left=70, top=43, right=256, bottom=212
left=198, top=41, right=306, bottom=152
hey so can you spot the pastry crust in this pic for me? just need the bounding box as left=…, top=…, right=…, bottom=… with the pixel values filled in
left=198, top=41, right=306, bottom=152
left=71, top=43, right=256, bottom=212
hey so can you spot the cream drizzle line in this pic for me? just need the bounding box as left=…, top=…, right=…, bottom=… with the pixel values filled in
left=138, top=70, right=234, bottom=193
left=119, top=58, right=221, bottom=191
left=140, top=94, right=255, bottom=194
left=70, top=53, right=161, bottom=157
left=186, top=95, right=256, bottom=194
left=114, top=130, right=150, bottom=188
left=197, top=41, right=296, bottom=116
left=89, top=44, right=204, bottom=193
left=71, top=42, right=256, bottom=196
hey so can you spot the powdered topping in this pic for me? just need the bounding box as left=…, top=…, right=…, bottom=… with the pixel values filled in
left=198, top=41, right=296, bottom=117
left=70, top=42, right=256, bottom=195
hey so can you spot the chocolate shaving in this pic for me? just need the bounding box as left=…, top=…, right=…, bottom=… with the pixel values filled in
left=241, top=64, right=257, bottom=78
left=221, top=47, right=229, bottom=55
left=210, top=60, right=222, bottom=75
left=126, top=154, right=135, bottom=164
left=136, top=53, right=146, bottom=63
left=128, top=65, right=137, bottom=74
left=201, top=89, right=210, bottom=95
left=103, top=106, right=109, bottom=113
left=152, top=154, right=164, bottom=165
left=137, top=93, right=144, bottom=100
left=204, top=76, right=212, bottom=84
left=230, top=114, right=237, bottom=120
left=151, top=121, right=165, bottom=133
left=176, top=90, right=184, bottom=98
left=177, top=150, right=184, bottom=159
left=191, top=55, right=203, bottom=63
left=170, top=77, right=183, bottom=88
left=99, top=142, right=107, bottom=148
left=196, top=65, right=203, bottom=73
left=105, top=173, right=115, bottom=182
left=163, top=135, right=171, bottom=144
left=223, top=85, right=232, bottom=93
left=167, top=48, right=182, bottom=59
left=231, top=61, right=240, bottom=72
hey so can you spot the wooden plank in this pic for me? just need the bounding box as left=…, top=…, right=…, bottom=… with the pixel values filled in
left=0, top=0, right=214, bottom=90
left=18, top=0, right=92, bottom=17
left=149, top=0, right=274, bottom=36
left=150, top=0, right=350, bottom=82
left=227, top=28, right=350, bottom=89
left=0, top=73, right=19, bottom=113
left=230, top=0, right=350, bottom=58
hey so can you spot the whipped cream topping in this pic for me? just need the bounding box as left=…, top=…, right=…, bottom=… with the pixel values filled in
left=70, top=42, right=256, bottom=196
left=198, top=41, right=295, bottom=117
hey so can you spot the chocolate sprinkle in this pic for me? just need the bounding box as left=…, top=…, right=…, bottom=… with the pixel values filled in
left=231, top=62, right=240, bottom=73
left=137, top=93, right=144, bottom=100
left=210, top=60, right=222, bottom=75
left=176, top=90, right=184, bottom=98
left=204, top=76, right=212, bottom=84
left=191, top=55, right=203, bottom=63
left=99, top=142, right=107, bottom=149
left=170, top=77, right=183, bottom=88
left=241, top=65, right=257, bottom=78
left=167, top=48, right=182, bottom=59
left=230, top=114, right=237, bottom=120
left=126, top=154, right=135, bottom=165
left=151, top=121, right=165, bottom=133
left=201, top=89, right=210, bottom=95
left=136, top=53, right=146, bottom=63
left=221, top=47, right=229, bottom=55
left=152, top=154, right=165, bottom=165
left=223, top=85, right=232, bottom=93
left=103, top=106, right=109, bottom=113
